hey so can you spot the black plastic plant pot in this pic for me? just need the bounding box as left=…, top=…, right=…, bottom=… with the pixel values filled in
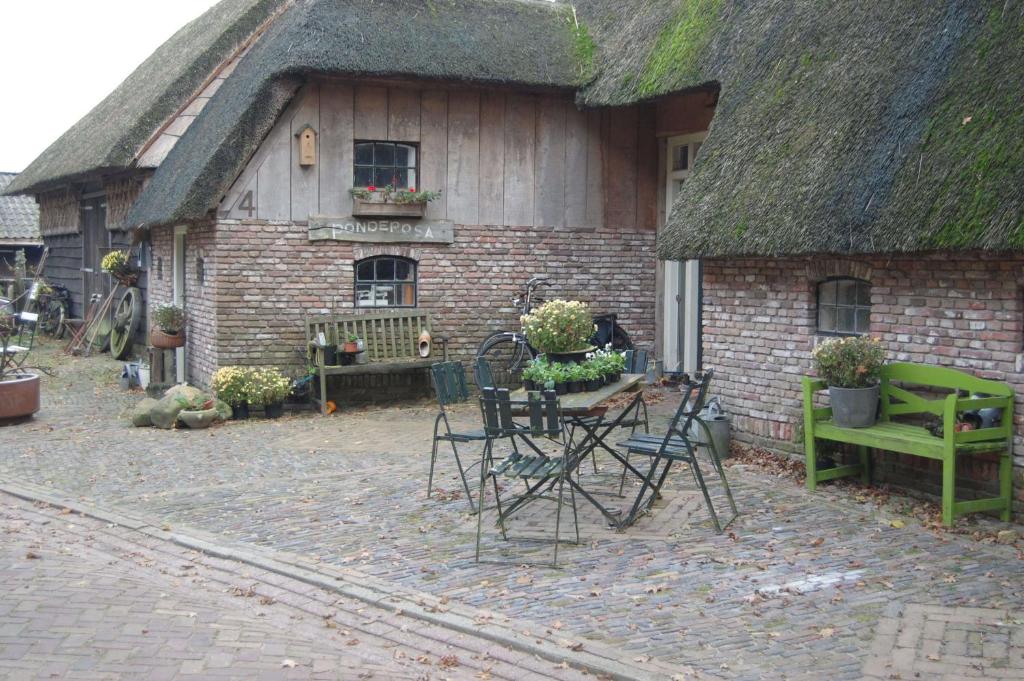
left=265, top=402, right=284, bottom=419
left=322, top=344, right=337, bottom=366
left=586, top=379, right=602, bottom=392
left=555, top=383, right=568, bottom=395
left=523, top=379, right=536, bottom=391
left=232, top=402, right=250, bottom=420
left=568, top=381, right=583, bottom=393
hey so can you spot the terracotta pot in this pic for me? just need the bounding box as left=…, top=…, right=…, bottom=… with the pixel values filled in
left=343, top=341, right=359, bottom=353
left=150, top=327, right=185, bottom=349
left=0, top=372, right=40, bottom=420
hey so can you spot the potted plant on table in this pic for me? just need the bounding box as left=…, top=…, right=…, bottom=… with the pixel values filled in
left=0, top=309, right=40, bottom=421
left=211, top=366, right=250, bottom=420
left=521, top=300, right=597, bottom=365
left=150, top=303, right=185, bottom=349
left=566, top=363, right=586, bottom=393
left=813, top=335, right=886, bottom=428
left=343, top=333, right=360, bottom=354
left=582, top=361, right=603, bottom=392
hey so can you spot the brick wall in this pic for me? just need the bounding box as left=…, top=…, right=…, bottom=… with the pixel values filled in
left=703, top=254, right=1024, bottom=516
left=149, top=219, right=656, bottom=388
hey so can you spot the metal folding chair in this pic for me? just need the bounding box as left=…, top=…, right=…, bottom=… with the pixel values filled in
left=2, top=311, right=38, bottom=372
left=618, top=369, right=738, bottom=532
left=428, top=361, right=489, bottom=511
left=475, top=388, right=579, bottom=567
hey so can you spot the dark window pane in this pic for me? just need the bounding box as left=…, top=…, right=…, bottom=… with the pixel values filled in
left=374, top=143, right=395, bottom=166
left=394, top=168, right=409, bottom=188
left=837, top=279, right=858, bottom=305
left=355, top=143, right=374, bottom=165
left=672, top=145, right=688, bottom=171
left=376, top=258, right=395, bottom=281
left=838, top=307, right=856, bottom=333
left=395, top=259, right=412, bottom=281
left=818, top=281, right=836, bottom=305
left=855, top=308, right=870, bottom=333
left=857, top=282, right=872, bottom=306
left=354, top=166, right=373, bottom=187
left=374, top=167, right=395, bottom=187
left=356, top=260, right=374, bottom=281
left=818, top=306, right=837, bottom=332
left=399, top=144, right=417, bottom=168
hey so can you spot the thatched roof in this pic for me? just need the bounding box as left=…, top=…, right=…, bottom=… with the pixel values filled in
left=0, top=173, right=40, bottom=245
left=652, top=0, right=1024, bottom=259
left=126, top=0, right=582, bottom=228
left=7, top=0, right=288, bottom=196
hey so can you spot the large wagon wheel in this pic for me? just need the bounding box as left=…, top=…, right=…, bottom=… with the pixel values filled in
left=109, top=287, right=142, bottom=359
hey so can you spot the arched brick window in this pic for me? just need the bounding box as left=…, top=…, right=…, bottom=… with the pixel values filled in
left=355, top=256, right=417, bottom=308
left=817, top=277, right=871, bottom=335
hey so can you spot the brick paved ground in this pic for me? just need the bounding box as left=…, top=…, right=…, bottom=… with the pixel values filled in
left=2, top=339, right=1023, bottom=679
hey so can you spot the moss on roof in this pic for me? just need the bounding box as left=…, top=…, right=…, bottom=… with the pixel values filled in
left=656, top=0, right=1024, bottom=259
left=7, top=0, right=288, bottom=195
left=127, top=0, right=582, bottom=228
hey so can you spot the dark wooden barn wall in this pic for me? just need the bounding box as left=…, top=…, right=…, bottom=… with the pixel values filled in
left=43, top=233, right=84, bottom=318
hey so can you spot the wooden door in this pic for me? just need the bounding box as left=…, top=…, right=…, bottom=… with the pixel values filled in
left=80, top=196, right=110, bottom=309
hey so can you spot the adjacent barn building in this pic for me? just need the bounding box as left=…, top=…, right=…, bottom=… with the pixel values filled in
left=0, top=172, right=42, bottom=281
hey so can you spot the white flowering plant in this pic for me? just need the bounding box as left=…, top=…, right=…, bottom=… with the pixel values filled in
left=521, top=300, right=596, bottom=354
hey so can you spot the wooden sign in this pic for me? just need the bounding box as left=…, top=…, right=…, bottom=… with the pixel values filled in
left=308, top=216, right=455, bottom=244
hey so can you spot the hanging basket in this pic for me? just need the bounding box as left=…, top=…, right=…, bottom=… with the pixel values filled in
left=112, top=271, right=139, bottom=287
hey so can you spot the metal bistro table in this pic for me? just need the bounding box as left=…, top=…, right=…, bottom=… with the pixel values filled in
left=509, top=374, right=652, bottom=530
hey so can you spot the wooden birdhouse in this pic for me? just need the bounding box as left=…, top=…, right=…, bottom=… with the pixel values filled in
left=296, top=124, right=317, bottom=166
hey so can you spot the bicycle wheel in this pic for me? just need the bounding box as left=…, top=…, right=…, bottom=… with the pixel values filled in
left=476, top=332, right=534, bottom=389
left=42, top=299, right=68, bottom=339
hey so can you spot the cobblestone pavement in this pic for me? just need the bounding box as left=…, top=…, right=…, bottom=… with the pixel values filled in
left=0, top=494, right=596, bottom=681
left=2, top=340, right=1023, bottom=679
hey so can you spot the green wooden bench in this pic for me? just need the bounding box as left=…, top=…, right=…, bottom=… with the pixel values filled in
left=305, top=310, right=446, bottom=414
left=803, top=362, right=1014, bottom=526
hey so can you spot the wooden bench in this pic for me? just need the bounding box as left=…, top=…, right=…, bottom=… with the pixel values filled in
left=305, top=310, right=446, bottom=414
left=803, top=362, right=1014, bottom=526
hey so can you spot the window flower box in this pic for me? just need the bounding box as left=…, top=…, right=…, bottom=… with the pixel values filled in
left=352, top=198, right=426, bottom=218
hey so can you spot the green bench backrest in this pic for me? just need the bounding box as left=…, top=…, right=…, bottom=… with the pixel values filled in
left=881, top=362, right=1013, bottom=418
left=306, top=311, right=431, bottom=362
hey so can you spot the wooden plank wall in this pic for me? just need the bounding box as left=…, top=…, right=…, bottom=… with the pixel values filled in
left=219, top=82, right=657, bottom=231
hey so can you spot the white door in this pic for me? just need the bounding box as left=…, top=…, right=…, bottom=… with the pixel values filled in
left=173, top=226, right=187, bottom=384
left=663, top=133, right=706, bottom=374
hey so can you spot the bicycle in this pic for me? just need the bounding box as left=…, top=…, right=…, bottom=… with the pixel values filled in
left=475, top=276, right=633, bottom=387
left=37, top=283, right=71, bottom=339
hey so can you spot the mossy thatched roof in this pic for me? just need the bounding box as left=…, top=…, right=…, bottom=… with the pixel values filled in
left=126, top=0, right=581, bottom=228
left=651, top=0, right=1024, bottom=259
left=7, top=0, right=288, bottom=195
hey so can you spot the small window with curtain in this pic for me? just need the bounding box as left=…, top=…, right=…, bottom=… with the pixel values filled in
left=817, top=277, right=871, bottom=335
left=355, top=256, right=417, bottom=308
left=354, top=141, right=417, bottom=189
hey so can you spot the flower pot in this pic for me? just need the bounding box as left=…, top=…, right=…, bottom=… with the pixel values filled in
left=554, top=382, right=567, bottom=396
left=567, top=380, right=583, bottom=393
left=113, top=271, right=139, bottom=287
left=321, top=344, right=337, bottom=366
left=178, top=408, right=218, bottom=429
left=356, top=339, right=365, bottom=352
left=418, top=330, right=432, bottom=358
left=585, top=378, right=602, bottom=392
left=545, top=347, right=596, bottom=365
left=608, top=372, right=621, bottom=384
left=232, top=402, right=250, bottom=420
left=264, top=402, right=284, bottom=419
left=150, top=327, right=185, bottom=349
left=343, top=341, right=359, bottom=353
left=523, top=379, right=536, bottom=391
left=353, top=351, right=368, bottom=365
left=353, top=198, right=426, bottom=218
left=829, top=384, right=880, bottom=428
left=0, top=372, right=40, bottom=420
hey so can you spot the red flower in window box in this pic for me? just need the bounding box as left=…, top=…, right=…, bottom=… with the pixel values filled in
left=367, top=185, right=377, bottom=192
left=408, top=187, right=415, bottom=192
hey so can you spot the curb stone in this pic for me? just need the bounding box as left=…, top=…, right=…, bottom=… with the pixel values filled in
left=0, top=479, right=705, bottom=681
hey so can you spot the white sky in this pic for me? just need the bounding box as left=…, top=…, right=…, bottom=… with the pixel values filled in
left=0, top=0, right=220, bottom=173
